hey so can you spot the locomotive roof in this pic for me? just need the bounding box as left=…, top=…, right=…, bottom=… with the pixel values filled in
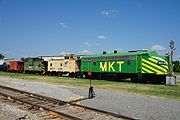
left=81, top=50, right=159, bottom=59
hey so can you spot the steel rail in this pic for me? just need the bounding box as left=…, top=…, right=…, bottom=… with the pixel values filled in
left=0, top=91, right=82, bottom=120
left=0, top=86, right=81, bottom=120
left=0, top=85, right=139, bottom=120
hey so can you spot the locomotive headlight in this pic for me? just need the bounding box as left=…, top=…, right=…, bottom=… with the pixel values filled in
left=158, top=61, right=166, bottom=65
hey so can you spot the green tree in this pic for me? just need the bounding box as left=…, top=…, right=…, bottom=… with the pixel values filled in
left=0, top=54, right=4, bottom=59
left=21, top=57, right=25, bottom=62
left=173, top=61, right=180, bottom=72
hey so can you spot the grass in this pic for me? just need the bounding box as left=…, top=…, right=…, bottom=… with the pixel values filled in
left=175, top=72, right=180, bottom=76
left=0, top=71, right=180, bottom=100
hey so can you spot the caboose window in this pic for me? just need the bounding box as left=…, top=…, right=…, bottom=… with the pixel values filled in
left=65, top=56, right=69, bottom=59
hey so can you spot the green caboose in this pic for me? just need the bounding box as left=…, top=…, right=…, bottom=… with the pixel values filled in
left=80, top=50, right=170, bottom=83
left=24, top=57, right=47, bottom=74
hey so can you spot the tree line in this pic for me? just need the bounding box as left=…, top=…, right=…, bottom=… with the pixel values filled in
left=0, top=54, right=4, bottom=59
left=173, top=61, right=180, bottom=72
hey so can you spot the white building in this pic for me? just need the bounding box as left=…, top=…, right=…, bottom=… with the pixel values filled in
left=4, top=58, right=15, bottom=65
left=38, top=55, right=64, bottom=61
left=0, top=59, right=4, bottom=65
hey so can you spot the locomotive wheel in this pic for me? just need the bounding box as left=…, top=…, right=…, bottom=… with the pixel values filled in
left=131, top=78, right=138, bottom=83
left=58, top=73, right=62, bottom=77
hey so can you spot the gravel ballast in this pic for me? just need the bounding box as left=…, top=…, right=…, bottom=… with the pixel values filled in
left=0, top=76, right=180, bottom=120
left=0, top=76, right=84, bottom=120
left=0, top=76, right=84, bottom=101
left=0, top=101, right=43, bottom=120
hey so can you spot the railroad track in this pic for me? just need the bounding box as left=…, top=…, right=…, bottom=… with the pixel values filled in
left=0, top=85, right=138, bottom=120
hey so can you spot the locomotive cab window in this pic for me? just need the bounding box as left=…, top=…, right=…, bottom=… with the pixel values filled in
left=50, top=63, right=52, bottom=67
left=93, top=62, right=96, bottom=65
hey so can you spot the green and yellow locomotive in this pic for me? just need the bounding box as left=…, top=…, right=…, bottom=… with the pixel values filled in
left=80, top=50, right=169, bottom=83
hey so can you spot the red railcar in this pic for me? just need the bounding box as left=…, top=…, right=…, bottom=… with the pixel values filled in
left=8, top=61, right=24, bottom=72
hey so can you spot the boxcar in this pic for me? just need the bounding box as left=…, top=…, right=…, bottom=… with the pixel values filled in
left=24, top=57, right=47, bottom=74
left=8, top=61, right=24, bottom=72
left=80, top=50, right=170, bottom=83
left=48, top=55, right=80, bottom=77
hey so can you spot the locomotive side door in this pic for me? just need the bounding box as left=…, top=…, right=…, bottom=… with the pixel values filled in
left=88, top=62, right=92, bottom=72
left=137, top=55, right=142, bottom=79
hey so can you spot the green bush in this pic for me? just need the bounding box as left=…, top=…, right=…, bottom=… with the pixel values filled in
left=0, top=54, right=4, bottom=59
left=173, top=61, right=180, bottom=72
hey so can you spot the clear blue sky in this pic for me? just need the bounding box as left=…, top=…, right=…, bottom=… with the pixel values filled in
left=0, top=0, right=179, bottom=60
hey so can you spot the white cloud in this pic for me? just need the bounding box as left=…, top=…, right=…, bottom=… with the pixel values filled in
left=114, top=48, right=124, bottom=52
left=57, top=22, right=68, bottom=28
left=1, top=51, right=16, bottom=59
left=101, top=10, right=118, bottom=17
left=78, top=50, right=91, bottom=54
left=97, top=35, right=107, bottom=40
left=84, top=42, right=91, bottom=46
left=175, top=55, right=180, bottom=61
left=176, top=55, right=180, bottom=58
left=59, top=51, right=70, bottom=55
left=95, top=43, right=100, bottom=46
left=151, top=45, right=166, bottom=52
left=151, top=45, right=166, bottom=55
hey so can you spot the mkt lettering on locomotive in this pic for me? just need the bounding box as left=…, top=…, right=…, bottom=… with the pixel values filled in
left=100, top=61, right=124, bottom=72
left=80, top=50, right=170, bottom=83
